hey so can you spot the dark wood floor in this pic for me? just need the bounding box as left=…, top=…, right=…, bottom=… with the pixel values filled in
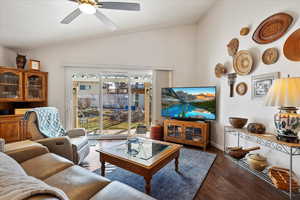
left=85, top=140, right=288, bottom=200
left=195, top=147, right=287, bottom=200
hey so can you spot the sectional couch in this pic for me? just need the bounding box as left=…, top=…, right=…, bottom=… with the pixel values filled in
left=1, top=141, right=155, bottom=200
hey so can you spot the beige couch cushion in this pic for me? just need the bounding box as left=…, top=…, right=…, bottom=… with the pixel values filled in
left=21, top=153, right=73, bottom=180
left=5, top=140, right=40, bottom=152
left=44, top=166, right=111, bottom=200
left=5, top=140, right=49, bottom=163
left=90, top=181, right=156, bottom=200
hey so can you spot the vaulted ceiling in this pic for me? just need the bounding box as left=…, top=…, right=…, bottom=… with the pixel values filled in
left=0, top=0, right=216, bottom=49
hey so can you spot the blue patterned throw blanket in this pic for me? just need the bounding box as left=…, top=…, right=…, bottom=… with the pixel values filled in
left=24, top=107, right=66, bottom=138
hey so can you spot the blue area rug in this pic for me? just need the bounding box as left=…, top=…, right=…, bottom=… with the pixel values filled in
left=93, top=148, right=216, bottom=200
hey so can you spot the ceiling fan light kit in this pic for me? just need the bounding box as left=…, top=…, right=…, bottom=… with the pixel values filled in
left=61, top=0, right=141, bottom=30
left=79, top=3, right=96, bottom=14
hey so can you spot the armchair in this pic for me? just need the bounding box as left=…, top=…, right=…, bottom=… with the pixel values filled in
left=26, top=112, right=90, bottom=164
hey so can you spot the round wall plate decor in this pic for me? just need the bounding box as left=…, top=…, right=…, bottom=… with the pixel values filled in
left=284, top=28, right=300, bottom=61
left=236, top=82, right=248, bottom=96
left=252, top=12, right=293, bottom=44
left=215, top=63, right=227, bottom=78
left=227, top=38, right=239, bottom=56
left=233, top=50, right=253, bottom=75
left=262, top=48, right=279, bottom=65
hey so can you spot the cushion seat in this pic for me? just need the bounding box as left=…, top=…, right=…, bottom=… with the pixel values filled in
left=5, top=140, right=50, bottom=163
left=5, top=140, right=43, bottom=152
left=44, top=166, right=111, bottom=200
left=21, top=153, right=73, bottom=180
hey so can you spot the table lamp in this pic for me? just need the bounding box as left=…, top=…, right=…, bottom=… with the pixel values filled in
left=265, top=77, right=300, bottom=143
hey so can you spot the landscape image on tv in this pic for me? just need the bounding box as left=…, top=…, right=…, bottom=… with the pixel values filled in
left=161, top=87, right=216, bottom=120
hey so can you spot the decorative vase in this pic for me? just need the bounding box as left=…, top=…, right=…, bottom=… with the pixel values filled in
left=150, top=125, right=163, bottom=140
left=16, top=54, right=27, bottom=69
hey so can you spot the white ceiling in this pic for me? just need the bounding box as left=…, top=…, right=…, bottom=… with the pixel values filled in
left=0, top=0, right=216, bottom=49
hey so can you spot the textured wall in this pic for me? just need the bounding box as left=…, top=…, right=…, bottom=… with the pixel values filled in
left=0, top=46, right=16, bottom=67
left=196, top=0, right=300, bottom=175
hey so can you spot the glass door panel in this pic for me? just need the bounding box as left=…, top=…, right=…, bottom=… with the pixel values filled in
left=130, top=75, right=152, bottom=135
left=102, top=75, right=129, bottom=135
left=0, top=71, right=22, bottom=100
left=167, top=125, right=182, bottom=138
left=185, top=127, right=203, bottom=142
left=73, top=74, right=101, bottom=134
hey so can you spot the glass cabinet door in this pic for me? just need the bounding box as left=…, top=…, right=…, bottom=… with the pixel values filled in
left=0, top=70, right=23, bottom=101
left=166, top=124, right=182, bottom=138
left=185, top=127, right=203, bottom=142
left=25, top=72, right=46, bottom=101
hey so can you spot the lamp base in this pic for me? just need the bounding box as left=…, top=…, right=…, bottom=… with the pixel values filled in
left=274, top=107, right=300, bottom=143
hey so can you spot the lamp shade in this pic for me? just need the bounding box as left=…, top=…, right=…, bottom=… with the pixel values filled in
left=265, top=77, right=300, bottom=107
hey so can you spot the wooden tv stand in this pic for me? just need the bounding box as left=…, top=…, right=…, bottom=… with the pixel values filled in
left=163, top=119, right=210, bottom=150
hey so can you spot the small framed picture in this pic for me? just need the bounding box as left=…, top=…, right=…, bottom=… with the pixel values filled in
left=29, top=60, right=41, bottom=71
left=251, top=72, right=280, bottom=99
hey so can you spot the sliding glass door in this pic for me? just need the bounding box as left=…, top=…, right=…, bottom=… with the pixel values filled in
left=69, top=70, right=152, bottom=138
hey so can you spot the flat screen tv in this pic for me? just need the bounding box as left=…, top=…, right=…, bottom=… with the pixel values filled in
left=161, top=87, right=216, bottom=120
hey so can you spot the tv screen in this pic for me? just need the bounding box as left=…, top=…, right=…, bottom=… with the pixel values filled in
left=161, top=87, right=216, bottom=120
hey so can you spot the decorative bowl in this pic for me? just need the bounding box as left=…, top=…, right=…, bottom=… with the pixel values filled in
left=247, top=123, right=266, bottom=134
left=247, top=153, right=268, bottom=172
left=229, top=117, right=248, bottom=129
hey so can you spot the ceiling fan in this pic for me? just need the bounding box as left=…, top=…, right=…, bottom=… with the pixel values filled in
left=61, top=0, right=141, bottom=31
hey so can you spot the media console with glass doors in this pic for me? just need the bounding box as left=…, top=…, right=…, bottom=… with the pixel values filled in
left=163, top=119, right=210, bottom=150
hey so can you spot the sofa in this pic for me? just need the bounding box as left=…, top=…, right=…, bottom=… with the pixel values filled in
left=2, top=142, right=155, bottom=200
left=26, top=112, right=90, bottom=164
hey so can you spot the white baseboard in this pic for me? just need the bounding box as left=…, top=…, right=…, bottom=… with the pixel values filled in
left=210, top=141, right=224, bottom=151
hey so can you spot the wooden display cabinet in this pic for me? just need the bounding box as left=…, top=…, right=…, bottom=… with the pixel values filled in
left=0, top=68, right=23, bottom=102
left=164, top=119, right=210, bottom=150
left=0, top=67, right=48, bottom=143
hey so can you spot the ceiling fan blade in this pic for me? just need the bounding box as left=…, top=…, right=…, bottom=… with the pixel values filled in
left=67, top=0, right=78, bottom=3
left=95, top=9, right=117, bottom=31
left=97, top=2, right=140, bottom=11
left=61, top=8, right=82, bottom=24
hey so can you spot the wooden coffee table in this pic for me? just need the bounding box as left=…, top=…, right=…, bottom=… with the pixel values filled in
left=97, top=138, right=182, bottom=194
